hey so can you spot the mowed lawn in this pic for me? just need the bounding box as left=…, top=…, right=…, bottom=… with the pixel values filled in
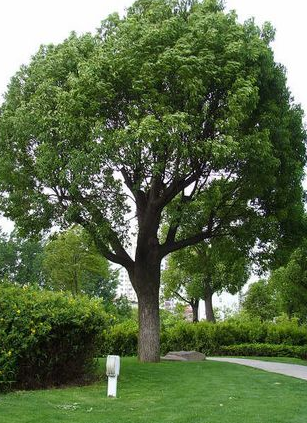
left=1, top=357, right=306, bottom=423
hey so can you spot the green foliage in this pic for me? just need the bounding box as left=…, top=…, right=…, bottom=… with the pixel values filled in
left=270, top=240, right=307, bottom=322
left=160, top=307, right=185, bottom=331
left=243, top=240, right=307, bottom=323
left=109, top=295, right=134, bottom=322
left=0, top=0, right=305, bottom=361
left=266, top=318, right=307, bottom=346
left=0, top=284, right=108, bottom=391
left=0, top=0, right=304, bottom=259
left=163, top=319, right=307, bottom=355
left=43, top=226, right=117, bottom=299
left=101, top=319, right=138, bottom=356
left=0, top=230, right=17, bottom=280
left=242, top=279, right=281, bottom=321
left=102, top=317, right=307, bottom=357
left=0, top=230, right=44, bottom=285
left=218, top=343, right=307, bottom=359
left=162, top=236, right=250, bottom=321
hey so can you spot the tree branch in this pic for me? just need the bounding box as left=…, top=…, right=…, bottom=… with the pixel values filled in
left=156, top=170, right=201, bottom=209
left=160, top=211, right=215, bottom=258
left=172, top=290, right=190, bottom=305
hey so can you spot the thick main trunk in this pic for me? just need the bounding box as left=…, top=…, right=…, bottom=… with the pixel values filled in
left=137, top=288, right=160, bottom=362
left=131, top=260, right=161, bottom=362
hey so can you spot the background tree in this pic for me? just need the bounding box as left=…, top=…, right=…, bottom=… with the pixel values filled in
left=163, top=236, right=250, bottom=322
left=0, top=230, right=44, bottom=285
left=0, top=0, right=305, bottom=361
left=162, top=257, right=203, bottom=322
left=242, top=239, right=307, bottom=323
left=111, top=295, right=134, bottom=322
left=43, top=226, right=117, bottom=299
left=241, top=279, right=280, bottom=321
left=0, top=229, right=16, bottom=281
left=269, top=240, right=307, bottom=322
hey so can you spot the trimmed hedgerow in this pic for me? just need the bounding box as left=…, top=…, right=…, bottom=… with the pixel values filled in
left=101, top=318, right=307, bottom=358
left=101, top=319, right=138, bottom=356
left=217, top=343, right=307, bottom=359
left=0, top=284, right=108, bottom=391
left=266, top=321, right=307, bottom=346
left=162, top=320, right=307, bottom=356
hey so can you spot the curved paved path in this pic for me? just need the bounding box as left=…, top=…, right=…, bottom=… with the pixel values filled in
left=207, top=357, right=307, bottom=381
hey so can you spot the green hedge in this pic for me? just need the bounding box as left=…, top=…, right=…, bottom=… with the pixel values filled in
left=102, top=319, right=307, bottom=358
left=162, top=320, right=307, bottom=355
left=217, top=343, right=307, bottom=359
left=0, top=284, right=108, bottom=391
left=101, top=319, right=138, bottom=356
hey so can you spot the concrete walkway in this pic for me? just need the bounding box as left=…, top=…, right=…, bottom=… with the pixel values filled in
left=207, top=357, right=307, bottom=381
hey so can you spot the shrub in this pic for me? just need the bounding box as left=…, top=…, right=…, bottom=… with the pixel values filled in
left=162, top=319, right=307, bottom=356
left=266, top=319, right=307, bottom=346
left=101, top=319, right=138, bottom=356
left=161, top=320, right=268, bottom=355
left=217, top=343, right=307, bottom=359
left=162, top=321, right=197, bottom=354
left=97, top=316, right=307, bottom=359
left=0, top=284, right=108, bottom=391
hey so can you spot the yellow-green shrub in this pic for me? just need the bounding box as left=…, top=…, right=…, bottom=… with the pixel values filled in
left=0, top=284, right=108, bottom=391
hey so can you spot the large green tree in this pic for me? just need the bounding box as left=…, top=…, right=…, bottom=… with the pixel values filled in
left=0, top=0, right=305, bottom=361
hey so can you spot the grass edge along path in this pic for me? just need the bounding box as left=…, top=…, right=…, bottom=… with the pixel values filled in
left=219, top=356, right=307, bottom=366
left=0, top=357, right=307, bottom=423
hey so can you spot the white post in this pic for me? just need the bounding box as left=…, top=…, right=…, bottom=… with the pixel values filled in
left=106, top=355, right=120, bottom=398
left=107, top=375, right=118, bottom=397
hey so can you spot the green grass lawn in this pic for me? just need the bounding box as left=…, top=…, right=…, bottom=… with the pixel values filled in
left=1, top=357, right=307, bottom=423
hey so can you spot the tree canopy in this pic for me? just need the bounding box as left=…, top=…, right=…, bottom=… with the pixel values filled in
left=0, top=0, right=305, bottom=361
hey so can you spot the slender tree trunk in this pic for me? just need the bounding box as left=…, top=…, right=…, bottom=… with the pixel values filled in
left=191, top=298, right=199, bottom=323
left=131, top=259, right=161, bottom=362
left=204, top=283, right=216, bottom=323
left=204, top=294, right=215, bottom=322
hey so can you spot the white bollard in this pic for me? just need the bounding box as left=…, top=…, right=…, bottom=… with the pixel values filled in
left=106, top=355, right=120, bottom=397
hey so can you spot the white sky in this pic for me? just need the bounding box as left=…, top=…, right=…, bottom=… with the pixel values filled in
left=0, top=0, right=306, bottom=233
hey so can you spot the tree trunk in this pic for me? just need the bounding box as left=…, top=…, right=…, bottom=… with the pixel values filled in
left=131, top=259, right=161, bottom=362
left=205, top=294, right=215, bottom=322
left=204, top=283, right=216, bottom=323
left=137, top=287, right=160, bottom=362
left=191, top=298, right=199, bottom=323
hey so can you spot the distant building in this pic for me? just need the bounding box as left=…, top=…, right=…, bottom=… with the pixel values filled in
left=116, top=236, right=138, bottom=303
left=117, top=266, right=138, bottom=303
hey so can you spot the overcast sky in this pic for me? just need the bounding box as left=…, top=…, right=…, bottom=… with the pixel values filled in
left=0, top=0, right=306, bottom=233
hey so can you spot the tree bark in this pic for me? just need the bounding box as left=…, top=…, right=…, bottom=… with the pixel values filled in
left=191, top=298, right=199, bottom=323
left=130, top=259, right=161, bottom=362
left=205, top=294, right=215, bottom=322
left=204, top=283, right=216, bottom=323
